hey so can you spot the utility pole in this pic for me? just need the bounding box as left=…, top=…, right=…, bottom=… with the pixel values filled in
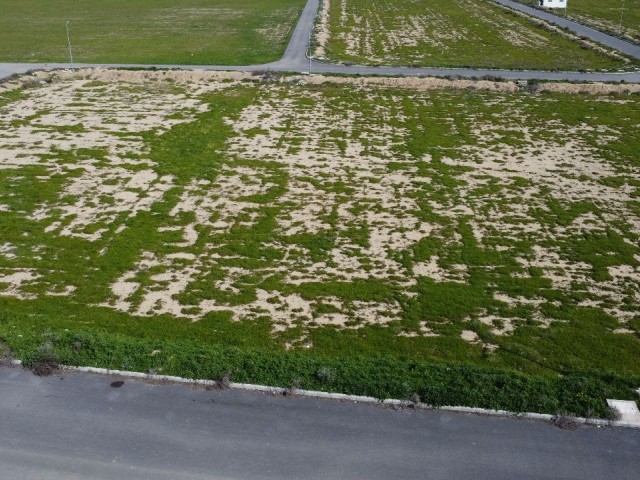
left=65, top=21, right=74, bottom=68
left=308, top=24, right=313, bottom=75
left=619, top=0, right=626, bottom=35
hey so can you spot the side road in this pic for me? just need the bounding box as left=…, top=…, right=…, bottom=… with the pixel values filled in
left=1, top=367, right=639, bottom=480
left=2, top=0, right=640, bottom=83
left=3, top=61, right=640, bottom=83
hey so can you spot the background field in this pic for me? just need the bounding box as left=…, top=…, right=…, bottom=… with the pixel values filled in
left=524, top=0, right=640, bottom=45
left=315, top=0, right=633, bottom=70
left=0, top=0, right=305, bottom=65
left=0, top=71, right=639, bottom=414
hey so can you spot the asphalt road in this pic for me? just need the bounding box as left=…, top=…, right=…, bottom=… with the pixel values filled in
left=1, top=367, right=639, bottom=480
left=273, top=0, right=319, bottom=70
left=2, top=0, right=640, bottom=83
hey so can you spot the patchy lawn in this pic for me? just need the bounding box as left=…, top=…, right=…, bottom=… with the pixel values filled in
left=314, top=0, right=634, bottom=70
left=1, top=70, right=639, bottom=414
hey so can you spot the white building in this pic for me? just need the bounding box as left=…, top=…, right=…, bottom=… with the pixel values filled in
left=539, top=0, right=567, bottom=8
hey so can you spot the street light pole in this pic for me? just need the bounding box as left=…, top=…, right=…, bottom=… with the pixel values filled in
left=66, top=21, right=74, bottom=68
left=308, top=24, right=313, bottom=75
left=619, top=0, right=626, bottom=35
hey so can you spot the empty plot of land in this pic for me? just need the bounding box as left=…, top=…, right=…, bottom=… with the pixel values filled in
left=0, top=70, right=639, bottom=377
left=314, top=0, right=633, bottom=70
left=523, top=0, right=640, bottom=45
left=0, top=0, right=305, bottom=65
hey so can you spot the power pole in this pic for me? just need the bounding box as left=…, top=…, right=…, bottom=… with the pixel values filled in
left=308, top=24, right=313, bottom=75
left=65, top=21, right=74, bottom=68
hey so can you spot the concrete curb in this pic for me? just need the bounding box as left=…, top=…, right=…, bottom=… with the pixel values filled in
left=11, top=359, right=639, bottom=429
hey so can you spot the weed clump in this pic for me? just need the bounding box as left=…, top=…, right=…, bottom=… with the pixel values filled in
left=316, top=366, right=335, bottom=384
left=524, top=79, right=541, bottom=93
left=27, top=342, right=60, bottom=376
left=552, top=414, right=582, bottom=431
left=0, top=341, right=14, bottom=367
left=217, top=372, right=231, bottom=390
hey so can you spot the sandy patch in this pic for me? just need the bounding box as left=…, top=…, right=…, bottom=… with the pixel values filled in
left=541, top=82, right=640, bottom=95
left=46, top=285, right=76, bottom=296
left=479, top=315, right=516, bottom=336
left=302, top=74, right=519, bottom=93
left=314, top=0, right=332, bottom=58
left=28, top=68, right=252, bottom=89
left=105, top=251, right=204, bottom=317
left=0, top=243, right=17, bottom=260
left=461, top=329, right=480, bottom=343
left=40, top=168, right=174, bottom=242
left=0, top=269, right=40, bottom=299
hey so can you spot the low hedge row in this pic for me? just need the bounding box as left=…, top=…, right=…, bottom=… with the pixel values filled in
left=18, top=329, right=640, bottom=418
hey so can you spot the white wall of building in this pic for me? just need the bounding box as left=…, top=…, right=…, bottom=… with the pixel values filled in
left=539, top=0, right=567, bottom=8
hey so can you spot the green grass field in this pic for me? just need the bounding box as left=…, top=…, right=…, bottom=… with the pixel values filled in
left=0, top=71, right=639, bottom=415
left=0, top=0, right=305, bottom=65
left=523, top=0, right=640, bottom=45
left=315, top=0, right=634, bottom=70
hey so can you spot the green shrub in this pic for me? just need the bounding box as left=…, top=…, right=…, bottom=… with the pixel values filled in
left=15, top=329, right=640, bottom=418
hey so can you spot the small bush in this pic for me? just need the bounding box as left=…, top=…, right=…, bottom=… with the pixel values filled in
left=251, top=70, right=279, bottom=82
left=524, top=79, right=541, bottom=93
left=481, top=75, right=504, bottom=82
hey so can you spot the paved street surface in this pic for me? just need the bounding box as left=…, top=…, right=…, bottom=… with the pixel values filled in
left=1, top=367, right=638, bottom=480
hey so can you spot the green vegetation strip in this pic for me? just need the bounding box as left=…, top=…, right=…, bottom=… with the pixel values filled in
left=8, top=325, right=638, bottom=418
left=0, top=0, right=305, bottom=65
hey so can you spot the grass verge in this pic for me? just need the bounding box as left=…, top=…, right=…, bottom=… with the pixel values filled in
left=11, top=326, right=639, bottom=418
